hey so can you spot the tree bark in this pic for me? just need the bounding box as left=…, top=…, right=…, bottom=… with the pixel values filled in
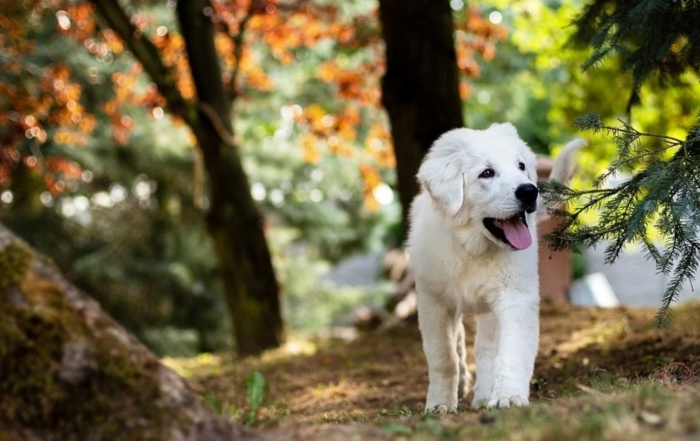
left=176, top=0, right=285, bottom=356
left=92, top=0, right=285, bottom=356
left=0, top=223, right=251, bottom=441
left=378, top=0, right=464, bottom=233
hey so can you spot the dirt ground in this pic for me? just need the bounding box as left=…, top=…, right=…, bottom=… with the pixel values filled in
left=166, top=302, right=700, bottom=439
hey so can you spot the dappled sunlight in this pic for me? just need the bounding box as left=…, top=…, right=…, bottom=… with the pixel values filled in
left=554, top=315, right=630, bottom=355
left=177, top=325, right=426, bottom=426
left=164, top=339, right=319, bottom=379
left=174, top=302, right=700, bottom=429
left=162, top=353, right=226, bottom=379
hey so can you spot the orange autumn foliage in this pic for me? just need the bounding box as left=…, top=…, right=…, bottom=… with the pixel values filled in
left=0, top=0, right=506, bottom=211
left=0, top=1, right=97, bottom=192
left=291, top=5, right=505, bottom=209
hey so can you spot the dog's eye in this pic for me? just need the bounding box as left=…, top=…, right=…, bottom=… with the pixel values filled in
left=519, top=162, right=526, bottom=171
left=479, top=168, right=495, bottom=179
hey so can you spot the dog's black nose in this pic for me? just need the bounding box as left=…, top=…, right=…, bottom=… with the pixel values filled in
left=515, top=184, right=538, bottom=207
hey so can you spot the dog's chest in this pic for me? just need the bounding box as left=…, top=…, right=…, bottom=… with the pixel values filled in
left=450, top=257, right=505, bottom=314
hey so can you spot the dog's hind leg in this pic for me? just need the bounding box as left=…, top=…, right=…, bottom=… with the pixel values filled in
left=456, top=319, right=472, bottom=401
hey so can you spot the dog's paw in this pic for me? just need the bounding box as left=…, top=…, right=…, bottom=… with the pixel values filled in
left=425, top=404, right=458, bottom=415
left=486, top=392, right=528, bottom=409
left=471, top=395, right=489, bottom=410
left=471, top=382, right=492, bottom=409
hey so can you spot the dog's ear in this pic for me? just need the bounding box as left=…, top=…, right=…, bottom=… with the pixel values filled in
left=417, top=150, right=465, bottom=216
left=489, top=122, right=519, bottom=138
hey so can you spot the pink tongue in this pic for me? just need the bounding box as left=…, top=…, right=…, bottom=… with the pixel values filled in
left=502, top=216, right=532, bottom=250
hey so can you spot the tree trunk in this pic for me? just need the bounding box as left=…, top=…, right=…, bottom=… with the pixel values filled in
left=91, top=0, right=285, bottom=357
left=175, top=0, right=285, bottom=356
left=378, top=0, right=464, bottom=233
left=0, top=223, right=251, bottom=441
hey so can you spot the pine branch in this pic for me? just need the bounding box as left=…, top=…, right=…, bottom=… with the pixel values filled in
left=571, top=0, right=700, bottom=109
left=545, top=112, right=700, bottom=326
left=655, top=243, right=699, bottom=327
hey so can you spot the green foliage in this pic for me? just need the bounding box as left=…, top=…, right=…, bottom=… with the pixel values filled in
left=2, top=0, right=398, bottom=355
left=464, top=2, right=562, bottom=154
left=541, top=113, right=700, bottom=326
left=571, top=0, right=700, bottom=110
left=11, top=0, right=700, bottom=355
left=537, top=0, right=700, bottom=326
left=571, top=253, right=588, bottom=280
left=202, top=393, right=239, bottom=418
left=479, top=0, right=700, bottom=190
left=244, top=371, right=267, bottom=425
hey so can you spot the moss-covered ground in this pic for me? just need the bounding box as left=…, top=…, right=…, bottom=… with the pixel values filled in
left=166, top=302, right=700, bottom=440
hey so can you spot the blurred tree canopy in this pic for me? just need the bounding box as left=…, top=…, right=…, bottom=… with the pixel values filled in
left=0, top=0, right=512, bottom=356
left=4, top=0, right=697, bottom=355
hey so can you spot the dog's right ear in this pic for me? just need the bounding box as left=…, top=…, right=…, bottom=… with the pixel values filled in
left=417, top=150, right=465, bottom=216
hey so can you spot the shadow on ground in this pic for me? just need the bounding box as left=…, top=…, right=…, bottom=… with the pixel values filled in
left=166, top=302, right=700, bottom=439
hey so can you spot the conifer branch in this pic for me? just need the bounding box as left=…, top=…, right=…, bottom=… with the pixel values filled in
left=543, top=112, right=700, bottom=326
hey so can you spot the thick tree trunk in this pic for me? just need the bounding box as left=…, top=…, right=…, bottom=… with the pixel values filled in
left=378, top=0, right=464, bottom=233
left=176, top=0, right=285, bottom=356
left=0, top=223, right=250, bottom=441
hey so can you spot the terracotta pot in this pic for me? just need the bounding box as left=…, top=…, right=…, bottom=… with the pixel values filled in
left=536, top=156, right=571, bottom=303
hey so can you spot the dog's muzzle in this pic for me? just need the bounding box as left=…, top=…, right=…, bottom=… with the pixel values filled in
left=515, top=184, right=538, bottom=213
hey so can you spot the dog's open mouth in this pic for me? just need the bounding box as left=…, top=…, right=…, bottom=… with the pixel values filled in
left=483, top=212, right=532, bottom=250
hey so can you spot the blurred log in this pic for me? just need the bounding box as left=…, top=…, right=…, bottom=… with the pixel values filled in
left=381, top=250, right=418, bottom=327
left=0, top=223, right=253, bottom=441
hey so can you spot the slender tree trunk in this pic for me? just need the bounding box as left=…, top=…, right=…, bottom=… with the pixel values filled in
left=176, top=0, right=285, bottom=356
left=0, top=223, right=250, bottom=440
left=91, top=0, right=285, bottom=356
left=378, top=0, right=464, bottom=232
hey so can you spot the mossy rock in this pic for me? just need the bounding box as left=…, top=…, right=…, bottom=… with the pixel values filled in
left=0, top=225, right=247, bottom=441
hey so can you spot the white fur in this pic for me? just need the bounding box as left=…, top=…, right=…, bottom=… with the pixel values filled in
left=408, top=124, right=582, bottom=413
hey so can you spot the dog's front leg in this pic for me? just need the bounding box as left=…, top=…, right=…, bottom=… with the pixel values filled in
left=417, top=293, right=460, bottom=414
left=488, top=295, right=539, bottom=409
left=472, top=312, right=498, bottom=409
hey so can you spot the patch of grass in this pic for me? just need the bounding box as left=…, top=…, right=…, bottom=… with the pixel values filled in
left=384, top=384, right=699, bottom=441
left=202, top=371, right=268, bottom=425
left=245, top=371, right=267, bottom=424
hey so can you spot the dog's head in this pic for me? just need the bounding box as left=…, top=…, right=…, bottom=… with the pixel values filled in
left=417, top=123, right=538, bottom=251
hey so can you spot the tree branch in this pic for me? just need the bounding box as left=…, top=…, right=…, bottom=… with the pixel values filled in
left=225, top=1, right=259, bottom=100
left=177, top=0, right=236, bottom=148
left=90, top=0, right=197, bottom=127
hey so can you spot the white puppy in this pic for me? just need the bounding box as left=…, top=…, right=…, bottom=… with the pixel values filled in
left=408, top=123, right=583, bottom=413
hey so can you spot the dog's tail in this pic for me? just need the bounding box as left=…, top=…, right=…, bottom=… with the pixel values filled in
left=539, top=139, right=585, bottom=216
left=548, top=138, right=586, bottom=185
